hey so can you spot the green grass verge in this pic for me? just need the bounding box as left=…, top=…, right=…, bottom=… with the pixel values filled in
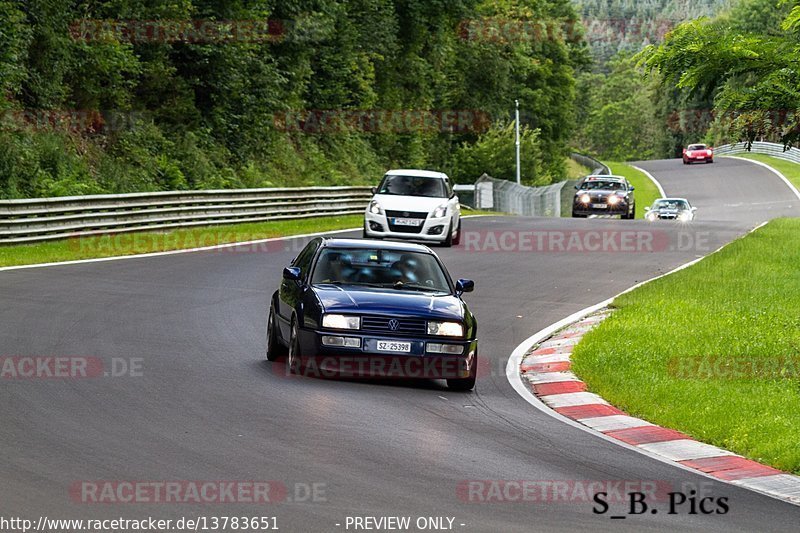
left=606, top=162, right=661, bottom=219
left=727, top=153, right=800, bottom=191
left=565, top=157, right=593, bottom=180
left=0, top=215, right=366, bottom=268
left=572, top=219, right=800, bottom=474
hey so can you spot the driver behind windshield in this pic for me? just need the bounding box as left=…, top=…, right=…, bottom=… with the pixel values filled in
left=391, top=254, right=420, bottom=284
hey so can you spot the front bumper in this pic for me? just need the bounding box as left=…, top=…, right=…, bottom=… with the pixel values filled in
left=295, top=327, right=477, bottom=379
left=572, top=201, right=629, bottom=216
left=364, top=211, right=451, bottom=243
left=685, top=155, right=713, bottom=162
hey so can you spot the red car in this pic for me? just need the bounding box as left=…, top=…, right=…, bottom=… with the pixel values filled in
left=683, top=143, right=714, bottom=164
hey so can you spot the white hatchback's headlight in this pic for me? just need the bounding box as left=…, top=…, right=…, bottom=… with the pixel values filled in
left=322, top=314, right=361, bottom=330
left=369, top=200, right=383, bottom=215
left=432, top=204, right=448, bottom=218
left=427, top=321, right=464, bottom=337
left=679, top=211, right=692, bottom=221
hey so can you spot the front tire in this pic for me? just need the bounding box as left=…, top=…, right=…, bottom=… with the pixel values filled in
left=442, top=222, right=453, bottom=247
left=266, top=305, right=286, bottom=362
left=447, top=356, right=477, bottom=391
left=287, top=319, right=302, bottom=375
left=451, top=218, right=462, bottom=246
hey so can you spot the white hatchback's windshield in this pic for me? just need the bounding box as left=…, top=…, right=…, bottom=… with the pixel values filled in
left=378, top=175, right=447, bottom=198
left=312, top=248, right=451, bottom=293
left=653, top=199, right=689, bottom=210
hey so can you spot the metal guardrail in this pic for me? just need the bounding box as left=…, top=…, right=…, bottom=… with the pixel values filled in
left=715, top=142, right=800, bottom=164
left=0, top=187, right=373, bottom=244
left=474, top=174, right=565, bottom=217
left=570, top=152, right=610, bottom=176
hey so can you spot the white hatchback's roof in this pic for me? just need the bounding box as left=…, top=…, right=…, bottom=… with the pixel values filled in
left=385, top=169, right=449, bottom=180
left=656, top=197, right=690, bottom=202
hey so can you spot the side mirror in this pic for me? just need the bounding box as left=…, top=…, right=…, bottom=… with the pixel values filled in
left=644, top=207, right=651, bottom=212
left=283, top=267, right=302, bottom=281
left=455, top=279, right=475, bottom=295
left=574, top=185, right=579, bottom=190
left=691, top=207, right=698, bottom=211
left=629, top=186, right=635, bottom=191
left=371, top=186, right=377, bottom=194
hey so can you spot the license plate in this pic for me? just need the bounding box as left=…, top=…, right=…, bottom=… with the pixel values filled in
left=392, top=218, right=422, bottom=227
left=591, top=204, right=608, bottom=209
left=376, top=341, right=412, bottom=353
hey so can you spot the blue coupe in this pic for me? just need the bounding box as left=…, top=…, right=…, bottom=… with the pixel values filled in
left=266, top=238, right=478, bottom=390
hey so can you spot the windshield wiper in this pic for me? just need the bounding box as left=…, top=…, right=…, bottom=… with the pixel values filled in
left=392, top=281, right=444, bottom=292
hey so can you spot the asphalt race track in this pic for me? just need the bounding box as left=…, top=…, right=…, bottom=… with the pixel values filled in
left=1, top=157, right=799, bottom=532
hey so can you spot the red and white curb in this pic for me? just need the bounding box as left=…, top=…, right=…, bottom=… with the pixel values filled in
left=517, top=308, right=800, bottom=506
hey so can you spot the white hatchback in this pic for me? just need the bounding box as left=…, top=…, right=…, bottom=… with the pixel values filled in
left=364, top=170, right=461, bottom=246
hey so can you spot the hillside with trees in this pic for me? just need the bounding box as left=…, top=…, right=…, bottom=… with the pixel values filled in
left=0, top=0, right=587, bottom=199
left=573, top=0, right=799, bottom=161
left=574, top=0, right=733, bottom=68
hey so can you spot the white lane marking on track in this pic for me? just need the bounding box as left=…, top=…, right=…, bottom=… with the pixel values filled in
left=724, top=155, right=800, bottom=201
left=631, top=165, right=667, bottom=198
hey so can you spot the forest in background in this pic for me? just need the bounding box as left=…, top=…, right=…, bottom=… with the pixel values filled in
left=1, top=0, right=798, bottom=199
left=575, top=0, right=800, bottom=160
left=0, top=0, right=586, bottom=198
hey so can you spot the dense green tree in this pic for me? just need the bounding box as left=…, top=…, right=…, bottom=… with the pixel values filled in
left=0, top=0, right=588, bottom=198
left=640, top=1, right=800, bottom=148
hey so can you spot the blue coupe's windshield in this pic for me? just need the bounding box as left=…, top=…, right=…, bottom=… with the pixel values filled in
left=377, top=175, right=447, bottom=198
left=312, top=248, right=451, bottom=293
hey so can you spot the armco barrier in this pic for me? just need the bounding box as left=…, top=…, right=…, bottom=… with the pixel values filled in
left=0, top=187, right=372, bottom=244
left=714, top=142, right=800, bottom=164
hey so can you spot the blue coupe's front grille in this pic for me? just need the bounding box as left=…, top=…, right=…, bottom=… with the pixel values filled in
left=361, top=315, right=427, bottom=335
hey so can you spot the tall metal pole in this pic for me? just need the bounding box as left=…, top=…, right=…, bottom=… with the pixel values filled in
left=515, top=99, right=521, bottom=185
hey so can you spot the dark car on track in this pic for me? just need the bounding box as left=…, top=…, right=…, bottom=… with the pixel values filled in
left=266, top=238, right=479, bottom=390
left=571, top=175, right=636, bottom=219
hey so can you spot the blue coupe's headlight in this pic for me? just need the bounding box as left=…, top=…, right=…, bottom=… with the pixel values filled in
left=427, top=321, right=464, bottom=337
left=322, top=314, right=361, bottom=330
